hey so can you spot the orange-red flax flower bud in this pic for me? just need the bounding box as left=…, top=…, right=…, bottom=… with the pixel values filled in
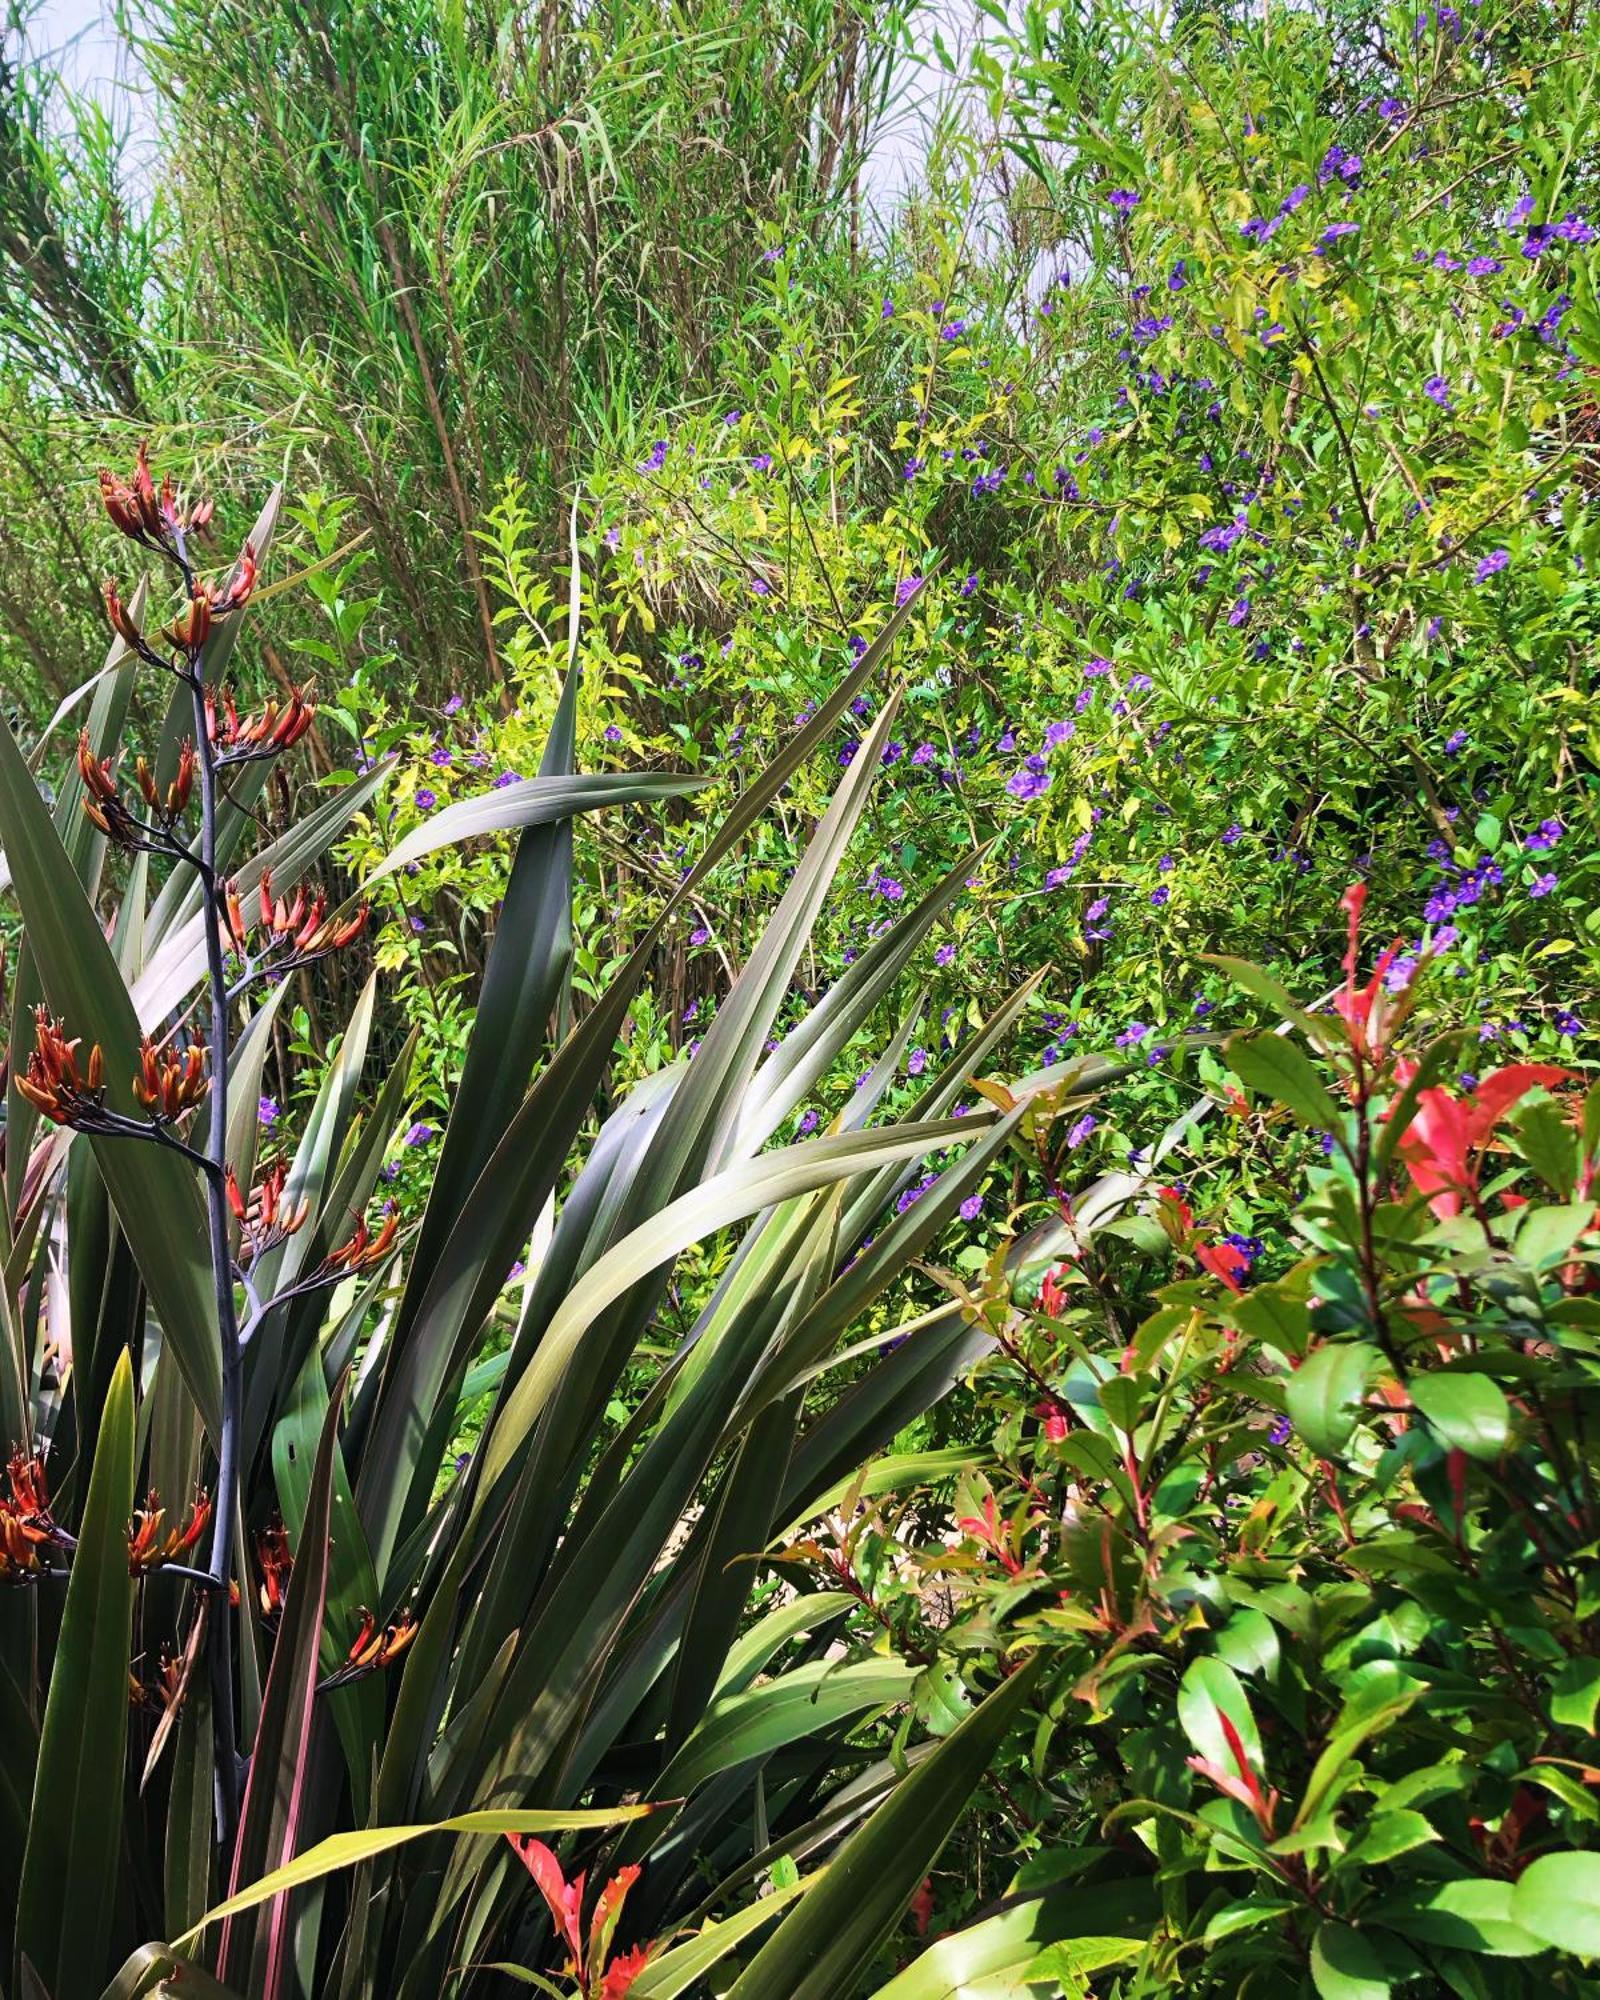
left=17, top=1009, right=106, bottom=1126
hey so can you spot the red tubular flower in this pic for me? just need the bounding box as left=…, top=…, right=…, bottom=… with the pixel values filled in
left=102, top=577, right=145, bottom=649
left=128, top=1486, right=212, bottom=1573
left=16, top=1009, right=105, bottom=1125
left=229, top=1159, right=309, bottom=1266
left=0, top=1450, right=61, bottom=1580
left=256, top=1518, right=293, bottom=1617
left=320, top=1608, right=420, bottom=1688
left=163, top=582, right=213, bottom=654
left=98, top=442, right=163, bottom=540
left=131, top=1032, right=210, bottom=1119
left=325, top=1206, right=399, bottom=1274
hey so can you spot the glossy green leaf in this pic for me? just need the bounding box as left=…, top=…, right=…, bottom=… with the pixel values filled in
left=1225, top=1029, right=1343, bottom=1131
left=1407, top=1372, right=1510, bottom=1460
left=1310, top=1923, right=1395, bottom=1999
left=1512, top=1851, right=1600, bottom=1956
left=1287, top=1342, right=1377, bottom=1458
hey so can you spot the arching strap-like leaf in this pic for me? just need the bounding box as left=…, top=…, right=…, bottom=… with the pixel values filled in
left=629, top=1879, right=809, bottom=1999
left=16, top=1347, right=138, bottom=1997
left=172, top=1805, right=661, bottom=1951
left=475, top=1118, right=988, bottom=1499
left=218, top=1378, right=344, bottom=1995
left=727, top=1656, right=1044, bottom=2000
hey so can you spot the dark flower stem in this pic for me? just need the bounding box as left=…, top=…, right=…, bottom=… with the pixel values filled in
left=175, top=532, right=246, bottom=1844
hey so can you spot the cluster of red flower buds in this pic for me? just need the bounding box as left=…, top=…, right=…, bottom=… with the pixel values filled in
left=225, top=1158, right=310, bottom=1267
left=14, top=1009, right=107, bottom=1126
left=324, top=1206, right=400, bottom=1276
left=127, top=1486, right=213, bottom=1574
left=131, top=1648, right=189, bottom=1712
left=320, top=1607, right=419, bottom=1690
left=77, top=729, right=196, bottom=846
left=98, top=441, right=213, bottom=553
left=205, top=678, right=316, bottom=762
left=256, top=1518, right=293, bottom=1619
left=223, top=868, right=369, bottom=966
left=99, top=443, right=260, bottom=680
left=0, top=1450, right=61, bottom=1581
left=17, top=1013, right=211, bottom=1133
left=132, top=1031, right=210, bottom=1120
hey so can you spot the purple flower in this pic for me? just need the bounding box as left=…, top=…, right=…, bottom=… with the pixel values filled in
left=604, top=724, right=623, bottom=743
left=414, top=788, right=437, bottom=811
left=1474, top=548, right=1510, bottom=583
left=1222, top=823, right=1244, bottom=845
left=881, top=297, right=894, bottom=318
left=1150, top=885, right=1170, bottom=906
left=1116, top=1020, right=1151, bottom=1048
left=873, top=874, right=905, bottom=901
left=1107, top=188, right=1140, bottom=214
left=1006, top=757, right=1051, bottom=802
left=1044, top=720, right=1075, bottom=749
left=798, top=1109, right=821, bottom=1135
left=640, top=438, right=668, bottom=471
left=1268, top=1414, right=1292, bottom=1446
left=1085, top=896, right=1109, bottom=922
left=750, top=452, right=773, bottom=473
left=895, top=575, right=924, bottom=607
left=939, top=319, right=968, bottom=340
left=1066, top=1113, right=1097, bottom=1147
left=960, top=572, right=980, bottom=597
left=492, top=769, right=521, bottom=789
left=959, top=1194, right=984, bottom=1222
left=1526, top=817, right=1564, bottom=850
left=1443, top=728, right=1468, bottom=755
left=443, top=694, right=464, bottom=715
left=1555, top=1011, right=1582, bottom=1036
left=258, top=1095, right=279, bottom=1127
left=1424, top=374, right=1452, bottom=408
left=405, top=1121, right=436, bottom=1147
left=934, top=942, right=955, bottom=966
left=1530, top=872, right=1558, bottom=898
